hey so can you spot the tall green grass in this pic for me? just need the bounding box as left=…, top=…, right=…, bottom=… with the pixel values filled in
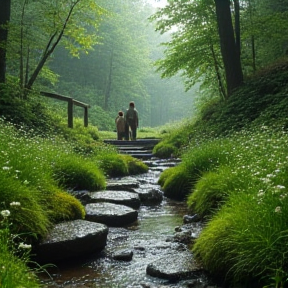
left=184, top=127, right=288, bottom=286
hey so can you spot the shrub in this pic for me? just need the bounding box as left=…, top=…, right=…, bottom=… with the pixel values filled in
left=52, top=155, right=106, bottom=191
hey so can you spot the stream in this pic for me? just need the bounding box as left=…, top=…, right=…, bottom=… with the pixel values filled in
left=39, top=159, right=207, bottom=288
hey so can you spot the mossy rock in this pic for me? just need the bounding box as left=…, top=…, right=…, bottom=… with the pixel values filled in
left=46, top=189, right=85, bottom=223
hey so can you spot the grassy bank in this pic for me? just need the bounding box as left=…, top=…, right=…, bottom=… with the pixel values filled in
left=0, top=113, right=149, bottom=287
left=156, top=58, right=288, bottom=287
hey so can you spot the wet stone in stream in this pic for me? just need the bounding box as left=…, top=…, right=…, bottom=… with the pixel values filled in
left=88, top=190, right=141, bottom=209
left=40, top=162, right=217, bottom=288
left=85, top=202, right=138, bottom=227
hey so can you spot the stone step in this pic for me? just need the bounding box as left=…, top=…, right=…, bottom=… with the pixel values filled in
left=104, top=139, right=160, bottom=159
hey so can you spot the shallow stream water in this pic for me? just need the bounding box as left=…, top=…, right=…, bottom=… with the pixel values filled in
left=40, top=161, right=204, bottom=288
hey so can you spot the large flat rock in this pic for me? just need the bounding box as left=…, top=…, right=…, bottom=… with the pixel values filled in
left=35, top=219, right=108, bottom=263
left=85, top=202, right=138, bottom=227
left=146, top=251, right=202, bottom=280
left=88, top=190, right=141, bottom=209
left=106, top=177, right=139, bottom=191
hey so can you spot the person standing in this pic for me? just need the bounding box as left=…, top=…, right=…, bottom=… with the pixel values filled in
left=115, top=111, right=125, bottom=140
left=125, top=101, right=139, bottom=141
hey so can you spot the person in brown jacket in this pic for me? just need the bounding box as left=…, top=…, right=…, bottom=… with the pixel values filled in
left=115, top=111, right=126, bottom=140
left=124, top=102, right=139, bottom=141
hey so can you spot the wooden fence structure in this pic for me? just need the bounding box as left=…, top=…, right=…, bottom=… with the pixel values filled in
left=40, top=91, right=90, bottom=128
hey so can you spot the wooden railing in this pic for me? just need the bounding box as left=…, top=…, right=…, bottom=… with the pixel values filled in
left=40, top=91, right=90, bottom=128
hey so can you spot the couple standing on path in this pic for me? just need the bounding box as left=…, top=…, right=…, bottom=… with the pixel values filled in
left=115, top=101, right=139, bottom=141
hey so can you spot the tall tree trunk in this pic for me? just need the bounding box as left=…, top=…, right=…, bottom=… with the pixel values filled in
left=233, top=0, right=241, bottom=59
left=248, top=0, right=256, bottom=72
left=0, top=0, right=11, bottom=84
left=214, top=0, right=243, bottom=96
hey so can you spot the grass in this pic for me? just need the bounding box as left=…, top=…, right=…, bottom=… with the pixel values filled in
left=160, top=125, right=288, bottom=286
left=154, top=59, right=288, bottom=286
left=0, top=114, right=152, bottom=287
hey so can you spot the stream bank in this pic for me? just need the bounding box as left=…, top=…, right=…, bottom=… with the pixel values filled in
left=39, top=159, right=217, bottom=288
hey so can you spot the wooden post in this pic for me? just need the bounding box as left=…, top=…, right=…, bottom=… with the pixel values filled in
left=84, top=107, right=88, bottom=127
left=67, top=97, right=73, bottom=128
left=40, top=92, right=90, bottom=128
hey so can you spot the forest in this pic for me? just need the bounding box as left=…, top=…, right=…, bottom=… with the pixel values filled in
left=0, top=0, right=197, bottom=130
left=1, top=0, right=288, bottom=287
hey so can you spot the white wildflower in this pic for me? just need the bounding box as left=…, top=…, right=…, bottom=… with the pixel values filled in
left=10, top=202, right=21, bottom=207
left=18, top=242, right=32, bottom=249
left=275, top=185, right=285, bottom=189
left=0, top=210, right=10, bottom=218
left=257, top=190, right=264, bottom=197
left=23, top=180, right=29, bottom=185
left=275, top=206, right=281, bottom=213
left=2, top=166, right=10, bottom=171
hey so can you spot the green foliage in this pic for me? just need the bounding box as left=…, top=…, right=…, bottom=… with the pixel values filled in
left=152, top=120, right=197, bottom=158
left=45, top=189, right=85, bottom=222
left=0, top=85, right=56, bottom=134
left=188, top=127, right=288, bottom=286
left=53, top=155, right=106, bottom=191
left=89, top=105, right=115, bottom=131
left=159, top=137, right=232, bottom=200
left=187, top=166, right=238, bottom=219
left=119, top=155, right=149, bottom=175
left=95, top=153, right=148, bottom=177
left=95, top=153, right=129, bottom=177
left=0, top=173, right=50, bottom=238
left=150, top=0, right=224, bottom=94
left=152, top=142, right=177, bottom=159
left=7, top=0, right=107, bottom=89
left=160, top=165, right=191, bottom=200
left=0, top=118, right=95, bottom=238
left=0, top=216, right=40, bottom=288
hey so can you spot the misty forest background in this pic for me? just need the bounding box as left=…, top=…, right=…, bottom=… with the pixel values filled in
left=1, top=0, right=198, bottom=131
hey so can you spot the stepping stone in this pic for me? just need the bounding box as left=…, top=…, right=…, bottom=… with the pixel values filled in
left=88, top=190, right=141, bottom=209
left=35, top=219, right=108, bottom=263
left=106, top=177, right=139, bottom=191
left=85, top=202, right=138, bottom=227
left=146, top=251, right=202, bottom=280
left=112, top=249, right=133, bottom=261
left=133, top=187, right=163, bottom=205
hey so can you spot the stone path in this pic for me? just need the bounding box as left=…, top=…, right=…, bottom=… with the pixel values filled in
left=104, top=139, right=160, bottom=159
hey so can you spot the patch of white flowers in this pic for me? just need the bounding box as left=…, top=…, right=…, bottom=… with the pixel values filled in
left=1, top=210, right=11, bottom=218
left=10, top=202, right=21, bottom=207
left=18, top=242, right=32, bottom=249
